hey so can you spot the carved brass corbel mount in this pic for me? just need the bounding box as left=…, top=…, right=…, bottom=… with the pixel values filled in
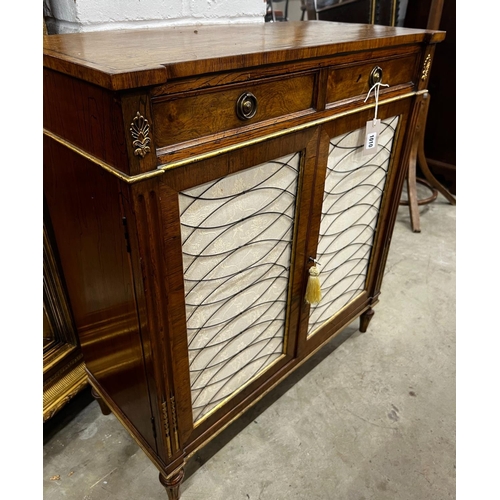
left=130, top=112, right=151, bottom=158
left=421, top=54, right=432, bottom=81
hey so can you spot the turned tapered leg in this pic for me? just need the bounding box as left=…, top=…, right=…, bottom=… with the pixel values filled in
left=359, top=308, right=375, bottom=333
left=91, top=387, right=111, bottom=416
left=159, top=469, right=185, bottom=500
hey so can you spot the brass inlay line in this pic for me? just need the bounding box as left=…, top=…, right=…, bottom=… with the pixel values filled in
left=43, top=128, right=164, bottom=184
left=193, top=353, right=286, bottom=428
left=170, top=396, right=180, bottom=450
left=156, top=91, right=424, bottom=175
left=161, top=401, right=173, bottom=457
left=308, top=292, right=367, bottom=340
left=43, top=90, right=425, bottom=185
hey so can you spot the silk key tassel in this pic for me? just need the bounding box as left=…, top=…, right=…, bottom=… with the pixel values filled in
left=305, top=265, right=322, bottom=305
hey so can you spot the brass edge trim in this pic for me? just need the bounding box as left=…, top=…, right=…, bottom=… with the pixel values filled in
left=43, top=128, right=164, bottom=184
left=307, top=291, right=368, bottom=340
left=161, top=401, right=173, bottom=457
left=184, top=301, right=370, bottom=463
left=192, top=352, right=287, bottom=428
left=157, top=91, right=423, bottom=174
left=170, top=396, right=180, bottom=450
left=44, top=91, right=425, bottom=185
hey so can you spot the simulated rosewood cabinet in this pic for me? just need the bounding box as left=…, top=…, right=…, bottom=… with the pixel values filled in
left=43, top=21, right=443, bottom=499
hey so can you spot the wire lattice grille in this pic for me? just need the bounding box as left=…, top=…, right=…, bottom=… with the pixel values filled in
left=308, top=116, right=399, bottom=335
left=179, top=153, right=300, bottom=423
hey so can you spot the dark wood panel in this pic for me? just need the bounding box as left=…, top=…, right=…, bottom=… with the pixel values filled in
left=43, top=68, right=130, bottom=173
left=405, top=0, right=456, bottom=192
left=43, top=136, right=156, bottom=452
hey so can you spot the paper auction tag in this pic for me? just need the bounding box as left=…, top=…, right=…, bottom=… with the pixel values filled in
left=363, top=119, right=381, bottom=155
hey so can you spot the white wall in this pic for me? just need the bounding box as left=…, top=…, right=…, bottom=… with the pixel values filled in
left=44, top=0, right=267, bottom=34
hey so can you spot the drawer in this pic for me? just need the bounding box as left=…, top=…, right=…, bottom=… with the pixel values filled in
left=326, top=53, right=419, bottom=105
left=152, top=73, right=315, bottom=148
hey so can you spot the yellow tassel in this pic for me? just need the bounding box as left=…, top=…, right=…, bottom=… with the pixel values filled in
left=305, top=265, right=322, bottom=305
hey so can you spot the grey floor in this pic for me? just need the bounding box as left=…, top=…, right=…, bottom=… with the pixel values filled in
left=43, top=195, right=456, bottom=500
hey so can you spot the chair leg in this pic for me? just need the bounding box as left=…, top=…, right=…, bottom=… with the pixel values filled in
left=416, top=95, right=456, bottom=206
left=406, top=139, right=421, bottom=233
left=401, top=92, right=455, bottom=232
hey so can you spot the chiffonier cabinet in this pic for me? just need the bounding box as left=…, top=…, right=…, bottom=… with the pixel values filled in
left=43, top=21, right=444, bottom=498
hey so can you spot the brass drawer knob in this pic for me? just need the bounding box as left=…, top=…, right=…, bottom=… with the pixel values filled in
left=236, top=92, right=258, bottom=120
left=369, top=66, right=383, bottom=87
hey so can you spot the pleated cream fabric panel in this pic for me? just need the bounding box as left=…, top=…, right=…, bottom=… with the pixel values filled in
left=179, top=153, right=300, bottom=423
left=308, top=116, right=399, bottom=336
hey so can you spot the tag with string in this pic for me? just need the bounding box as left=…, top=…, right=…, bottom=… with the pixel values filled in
left=363, top=81, right=389, bottom=155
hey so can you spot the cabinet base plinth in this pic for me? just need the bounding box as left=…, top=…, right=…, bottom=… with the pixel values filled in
left=160, top=469, right=185, bottom=500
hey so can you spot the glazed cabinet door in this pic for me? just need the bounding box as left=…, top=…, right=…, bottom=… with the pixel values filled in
left=297, top=97, right=414, bottom=355
left=131, top=128, right=320, bottom=456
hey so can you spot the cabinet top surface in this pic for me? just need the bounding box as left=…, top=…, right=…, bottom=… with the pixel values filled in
left=43, top=21, right=444, bottom=91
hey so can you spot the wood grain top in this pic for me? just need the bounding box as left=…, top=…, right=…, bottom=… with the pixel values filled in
left=43, top=21, right=445, bottom=91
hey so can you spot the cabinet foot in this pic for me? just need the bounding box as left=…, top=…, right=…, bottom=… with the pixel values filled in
left=159, top=469, right=185, bottom=500
left=359, top=308, right=375, bottom=333
left=91, top=387, right=111, bottom=416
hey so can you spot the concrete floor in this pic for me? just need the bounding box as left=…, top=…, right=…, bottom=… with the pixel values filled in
left=43, top=195, right=456, bottom=500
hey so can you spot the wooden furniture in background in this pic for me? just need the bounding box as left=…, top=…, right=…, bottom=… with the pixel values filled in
left=43, top=14, right=89, bottom=423
left=43, top=216, right=88, bottom=421
left=43, top=22, right=443, bottom=498
left=304, top=0, right=400, bottom=25
left=405, top=0, right=457, bottom=189
left=405, top=0, right=455, bottom=189
left=266, top=0, right=290, bottom=21
left=401, top=0, right=456, bottom=231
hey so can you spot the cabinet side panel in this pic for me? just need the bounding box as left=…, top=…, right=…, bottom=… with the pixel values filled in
left=43, top=137, right=156, bottom=450
left=43, top=68, right=130, bottom=174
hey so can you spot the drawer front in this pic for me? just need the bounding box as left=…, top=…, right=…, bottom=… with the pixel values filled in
left=152, top=73, right=315, bottom=148
left=326, top=53, right=419, bottom=105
